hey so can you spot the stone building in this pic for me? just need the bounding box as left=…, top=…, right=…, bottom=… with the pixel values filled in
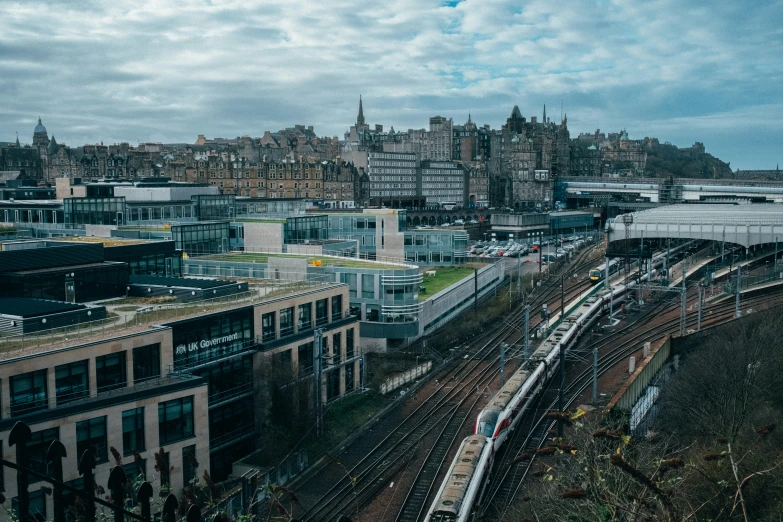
left=425, top=116, right=453, bottom=161
left=488, top=106, right=570, bottom=208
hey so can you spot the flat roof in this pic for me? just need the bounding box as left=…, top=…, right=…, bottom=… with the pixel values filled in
left=203, top=252, right=412, bottom=270
left=5, top=261, right=125, bottom=276
left=0, top=298, right=85, bottom=318
left=51, top=237, right=152, bottom=247
left=129, top=275, right=237, bottom=290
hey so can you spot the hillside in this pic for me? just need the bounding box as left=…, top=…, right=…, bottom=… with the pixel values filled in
left=644, top=139, right=734, bottom=179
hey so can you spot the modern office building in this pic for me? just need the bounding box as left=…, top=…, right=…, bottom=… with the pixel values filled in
left=419, top=161, right=468, bottom=207
left=0, top=278, right=360, bottom=505
left=0, top=327, right=210, bottom=519
left=367, top=152, right=417, bottom=199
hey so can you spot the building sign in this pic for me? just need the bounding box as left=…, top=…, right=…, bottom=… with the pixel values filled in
left=175, top=332, right=241, bottom=355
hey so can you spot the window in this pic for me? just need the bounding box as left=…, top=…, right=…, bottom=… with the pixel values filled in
left=10, top=370, right=48, bottom=415
left=279, top=307, right=294, bottom=337
left=133, top=344, right=160, bottom=383
left=298, top=303, right=312, bottom=330
left=346, top=362, right=355, bottom=393
left=346, top=328, right=355, bottom=359
left=26, top=428, right=58, bottom=483
left=55, top=360, right=89, bottom=405
left=362, top=274, right=375, bottom=299
left=123, top=459, right=146, bottom=495
left=332, top=332, right=342, bottom=362
left=159, top=396, right=194, bottom=445
left=315, top=299, right=328, bottom=326
left=183, top=445, right=197, bottom=486
left=298, top=342, right=314, bottom=375
left=122, top=408, right=145, bottom=455
left=96, top=352, right=127, bottom=392
left=332, top=295, right=343, bottom=320
left=77, top=417, right=108, bottom=464
left=262, top=311, right=276, bottom=342
left=13, top=489, right=46, bottom=520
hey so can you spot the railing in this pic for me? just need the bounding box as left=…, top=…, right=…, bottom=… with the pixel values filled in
left=8, top=374, right=200, bottom=417
left=209, top=382, right=254, bottom=407
left=0, top=290, right=264, bottom=355
left=3, top=421, right=203, bottom=522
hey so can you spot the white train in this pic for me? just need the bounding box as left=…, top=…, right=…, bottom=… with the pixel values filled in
left=425, top=241, right=695, bottom=522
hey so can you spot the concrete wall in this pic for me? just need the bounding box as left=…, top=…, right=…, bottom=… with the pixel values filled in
left=243, top=222, right=284, bottom=252
left=420, top=262, right=505, bottom=334
left=113, top=185, right=217, bottom=202
left=85, top=224, right=117, bottom=237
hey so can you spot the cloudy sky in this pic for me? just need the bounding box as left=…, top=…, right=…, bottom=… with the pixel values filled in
left=1, top=0, right=780, bottom=169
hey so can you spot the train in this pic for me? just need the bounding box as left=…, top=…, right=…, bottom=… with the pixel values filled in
left=589, top=258, right=621, bottom=283
left=425, top=241, right=695, bottom=522
left=588, top=245, right=692, bottom=283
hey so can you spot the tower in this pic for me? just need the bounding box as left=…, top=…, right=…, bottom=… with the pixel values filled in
left=33, top=117, right=49, bottom=153
left=543, top=104, right=546, bottom=124
left=357, top=95, right=365, bottom=127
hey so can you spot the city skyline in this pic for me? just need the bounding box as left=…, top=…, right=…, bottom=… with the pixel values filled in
left=1, top=0, right=781, bottom=169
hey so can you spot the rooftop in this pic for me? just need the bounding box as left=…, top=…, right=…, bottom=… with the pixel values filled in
left=129, top=275, right=238, bottom=289
left=418, top=265, right=477, bottom=300
left=620, top=204, right=783, bottom=226
left=0, top=298, right=86, bottom=318
left=202, top=252, right=411, bottom=270
left=0, top=282, right=346, bottom=360
left=51, top=237, right=153, bottom=247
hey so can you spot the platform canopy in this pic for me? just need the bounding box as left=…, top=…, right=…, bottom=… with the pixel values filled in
left=608, top=204, right=783, bottom=248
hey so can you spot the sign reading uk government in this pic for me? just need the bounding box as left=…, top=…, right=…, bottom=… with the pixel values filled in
left=175, top=332, right=240, bottom=355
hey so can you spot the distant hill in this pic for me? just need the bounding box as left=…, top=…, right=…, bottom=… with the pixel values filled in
left=644, top=138, right=734, bottom=179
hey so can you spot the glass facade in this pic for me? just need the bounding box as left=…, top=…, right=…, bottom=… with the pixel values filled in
left=194, top=354, right=253, bottom=403
left=283, top=215, right=328, bottom=243
left=64, top=197, right=127, bottom=225
left=171, top=221, right=230, bottom=255
left=192, top=194, right=236, bottom=221
left=0, top=263, right=129, bottom=303
left=125, top=252, right=182, bottom=277
left=170, top=308, right=254, bottom=368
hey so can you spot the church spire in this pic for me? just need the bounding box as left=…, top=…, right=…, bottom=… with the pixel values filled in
left=543, top=104, right=546, bottom=124
left=15, top=132, right=20, bottom=147
left=357, top=95, right=365, bottom=127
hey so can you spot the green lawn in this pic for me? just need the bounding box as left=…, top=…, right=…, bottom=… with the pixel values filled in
left=203, top=253, right=405, bottom=270
left=418, top=266, right=476, bottom=300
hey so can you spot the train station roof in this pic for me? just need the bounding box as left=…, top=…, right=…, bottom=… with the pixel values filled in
left=608, top=204, right=783, bottom=247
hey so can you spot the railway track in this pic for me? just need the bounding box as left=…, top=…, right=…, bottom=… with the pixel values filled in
left=482, top=284, right=783, bottom=520
left=297, top=250, right=605, bottom=521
